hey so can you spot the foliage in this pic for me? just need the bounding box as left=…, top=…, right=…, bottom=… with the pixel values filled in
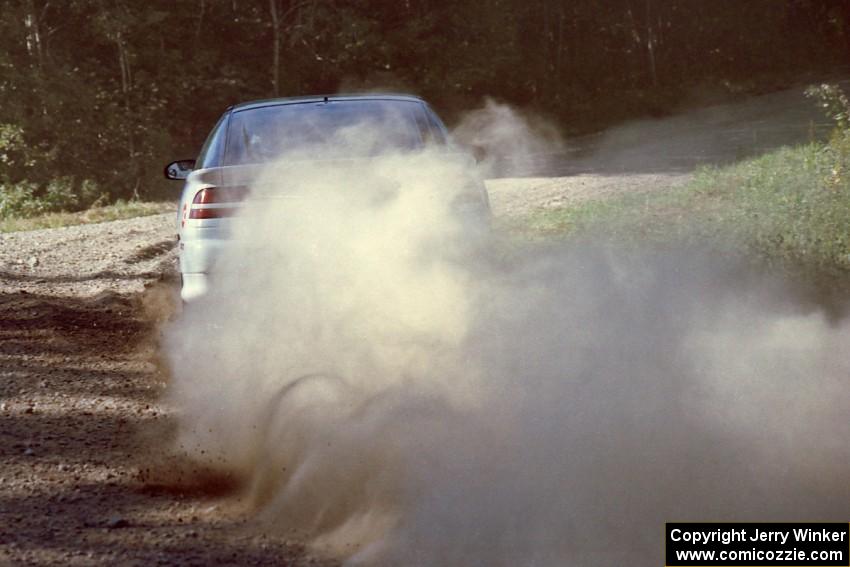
left=805, top=83, right=850, bottom=190
left=0, top=182, right=46, bottom=219
left=0, top=124, right=32, bottom=172
left=0, top=0, right=848, bottom=212
left=806, top=83, right=850, bottom=131
left=0, top=177, right=104, bottom=220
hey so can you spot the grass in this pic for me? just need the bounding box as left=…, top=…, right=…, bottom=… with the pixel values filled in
left=521, top=141, right=850, bottom=275
left=0, top=200, right=175, bottom=233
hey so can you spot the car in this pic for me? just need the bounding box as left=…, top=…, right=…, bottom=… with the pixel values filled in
left=164, top=93, right=490, bottom=302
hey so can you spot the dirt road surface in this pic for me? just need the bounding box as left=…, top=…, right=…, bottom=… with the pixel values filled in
left=0, top=215, right=323, bottom=566
left=1, top=180, right=688, bottom=565
left=0, top=84, right=836, bottom=565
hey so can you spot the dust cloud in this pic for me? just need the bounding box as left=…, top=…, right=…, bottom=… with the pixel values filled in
left=452, top=98, right=566, bottom=176
left=164, top=105, right=850, bottom=566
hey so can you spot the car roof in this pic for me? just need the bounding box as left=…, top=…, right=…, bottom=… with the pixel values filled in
left=230, top=93, right=425, bottom=112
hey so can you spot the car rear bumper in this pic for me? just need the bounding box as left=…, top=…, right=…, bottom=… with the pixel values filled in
left=180, top=272, right=211, bottom=302
left=179, top=234, right=228, bottom=274
left=179, top=228, right=228, bottom=301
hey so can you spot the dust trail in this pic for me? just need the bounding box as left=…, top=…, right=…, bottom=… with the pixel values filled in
left=452, top=98, right=566, bottom=177
left=165, top=112, right=850, bottom=566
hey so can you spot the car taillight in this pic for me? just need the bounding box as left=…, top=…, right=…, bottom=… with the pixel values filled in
left=188, top=186, right=250, bottom=219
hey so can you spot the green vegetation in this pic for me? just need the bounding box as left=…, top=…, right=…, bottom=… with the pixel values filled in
left=0, top=177, right=104, bottom=220
left=523, top=132, right=850, bottom=276
left=0, top=200, right=174, bottom=233
left=2, top=0, right=849, bottom=209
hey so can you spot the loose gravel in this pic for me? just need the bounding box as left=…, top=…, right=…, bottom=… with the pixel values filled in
left=0, top=213, right=324, bottom=566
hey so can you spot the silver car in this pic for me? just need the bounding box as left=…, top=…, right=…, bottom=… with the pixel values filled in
left=164, top=94, right=490, bottom=302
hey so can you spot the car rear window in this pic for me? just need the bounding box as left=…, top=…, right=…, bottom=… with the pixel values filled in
left=223, top=99, right=431, bottom=165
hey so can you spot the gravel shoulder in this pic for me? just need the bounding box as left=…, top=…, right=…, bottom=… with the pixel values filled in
left=0, top=170, right=762, bottom=565
left=0, top=213, right=179, bottom=298
left=0, top=214, right=320, bottom=566
left=5, top=185, right=633, bottom=565
left=485, top=172, right=691, bottom=218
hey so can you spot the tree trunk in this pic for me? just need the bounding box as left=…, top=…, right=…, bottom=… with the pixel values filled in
left=555, top=4, right=564, bottom=99
left=24, top=0, right=44, bottom=67
left=196, top=0, right=206, bottom=39
left=842, top=1, right=850, bottom=59
left=645, top=0, right=658, bottom=87
left=116, top=33, right=137, bottom=191
left=627, top=0, right=658, bottom=88
left=270, top=0, right=281, bottom=96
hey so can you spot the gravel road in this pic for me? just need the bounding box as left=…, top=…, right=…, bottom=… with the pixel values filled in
left=486, top=173, right=690, bottom=217
left=0, top=175, right=661, bottom=565
left=0, top=169, right=754, bottom=566
left=0, top=214, right=178, bottom=298
left=0, top=214, right=324, bottom=566
left=0, top=174, right=632, bottom=565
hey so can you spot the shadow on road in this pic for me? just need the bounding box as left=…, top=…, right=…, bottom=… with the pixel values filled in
left=0, top=289, right=317, bottom=566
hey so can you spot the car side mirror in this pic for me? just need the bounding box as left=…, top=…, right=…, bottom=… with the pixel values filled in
left=164, top=159, right=196, bottom=180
